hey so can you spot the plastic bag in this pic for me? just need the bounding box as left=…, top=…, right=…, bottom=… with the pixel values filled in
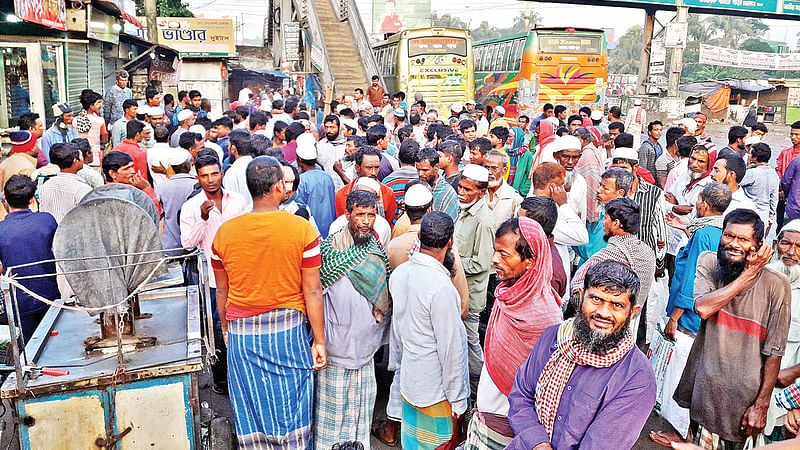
left=647, top=321, right=675, bottom=410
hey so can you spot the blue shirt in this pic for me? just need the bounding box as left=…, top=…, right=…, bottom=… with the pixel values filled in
left=575, top=210, right=608, bottom=264
left=666, top=225, right=722, bottom=334
left=41, top=125, right=79, bottom=162
left=0, top=210, right=60, bottom=316
left=298, top=169, right=336, bottom=238
left=507, top=325, right=656, bottom=450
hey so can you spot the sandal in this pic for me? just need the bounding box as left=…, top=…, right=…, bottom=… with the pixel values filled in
left=371, top=417, right=399, bottom=447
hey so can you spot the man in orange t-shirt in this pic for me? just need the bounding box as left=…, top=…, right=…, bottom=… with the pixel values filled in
left=211, top=155, right=326, bottom=448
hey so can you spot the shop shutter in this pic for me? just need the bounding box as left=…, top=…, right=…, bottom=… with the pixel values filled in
left=87, top=40, right=104, bottom=95
left=66, top=42, right=88, bottom=113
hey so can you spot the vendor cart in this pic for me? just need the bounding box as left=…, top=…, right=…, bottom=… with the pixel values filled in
left=0, top=184, right=218, bottom=449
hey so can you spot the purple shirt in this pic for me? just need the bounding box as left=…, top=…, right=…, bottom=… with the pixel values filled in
left=781, top=157, right=800, bottom=220
left=507, top=325, right=656, bottom=450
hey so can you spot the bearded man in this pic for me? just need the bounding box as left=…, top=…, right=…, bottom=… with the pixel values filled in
left=666, top=144, right=717, bottom=258
left=507, top=260, right=656, bottom=449
left=466, top=217, right=563, bottom=449
left=675, top=209, right=790, bottom=447
left=570, top=197, right=655, bottom=339
left=318, top=115, right=347, bottom=189
left=454, top=164, right=496, bottom=396
left=764, top=220, right=800, bottom=441
left=314, top=190, right=391, bottom=449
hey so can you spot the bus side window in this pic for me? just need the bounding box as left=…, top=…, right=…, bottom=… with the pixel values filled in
left=390, top=46, right=397, bottom=75
left=474, top=46, right=483, bottom=71
left=494, top=42, right=507, bottom=72
left=485, top=44, right=496, bottom=72
left=512, top=39, right=524, bottom=71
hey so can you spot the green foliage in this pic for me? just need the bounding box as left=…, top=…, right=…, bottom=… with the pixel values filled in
left=429, top=11, right=542, bottom=42
left=608, top=13, right=775, bottom=83
left=608, top=25, right=642, bottom=74
left=134, top=0, right=193, bottom=18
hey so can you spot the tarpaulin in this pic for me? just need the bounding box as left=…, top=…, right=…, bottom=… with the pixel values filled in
left=704, top=86, right=731, bottom=113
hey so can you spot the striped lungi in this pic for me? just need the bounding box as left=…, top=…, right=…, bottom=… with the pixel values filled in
left=401, top=398, right=454, bottom=450
left=227, top=308, right=314, bottom=450
left=314, top=362, right=377, bottom=450
left=465, top=410, right=513, bottom=450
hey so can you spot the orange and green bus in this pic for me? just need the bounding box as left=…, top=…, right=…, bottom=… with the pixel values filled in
left=474, top=27, right=607, bottom=122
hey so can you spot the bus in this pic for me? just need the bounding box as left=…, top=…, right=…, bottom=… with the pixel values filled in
left=373, top=27, right=474, bottom=114
left=474, top=27, right=607, bottom=122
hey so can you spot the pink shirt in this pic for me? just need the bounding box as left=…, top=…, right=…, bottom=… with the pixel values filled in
left=78, top=112, right=108, bottom=166
left=179, top=189, right=248, bottom=287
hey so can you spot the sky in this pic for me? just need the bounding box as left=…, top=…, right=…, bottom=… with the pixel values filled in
left=183, top=0, right=800, bottom=48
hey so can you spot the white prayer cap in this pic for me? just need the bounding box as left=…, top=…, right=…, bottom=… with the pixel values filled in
left=295, top=133, right=317, bottom=160
left=462, top=164, right=489, bottom=183
left=394, top=108, right=407, bottom=118
left=633, top=97, right=642, bottom=106
left=465, top=99, right=476, bottom=105
left=137, top=105, right=151, bottom=116
left=189, top=125, right=206, bottom=135
left=273, top=93, right=282, bottom=101
left=354, top=176, right=381, bottom=194
left=451, top=102, right=463, bottom=113
left=259, top=102, right=271, bottom=112
left=590, top=109, right=603, bottom=121
left=148, top=106, right=164, bottom=117
left=494, top=105, right=506, bottom=116
left=405, top=184, right=433, bottom=207
left=781, top=219, right=800, bottom=235
left=554, top=135, right=582, bottom=153
left=675, top=117, right=697, bottom=134
left=177, top=109, right=193, bottom=122
left=612, top=147, right=639, bottom=161
left=546, top=116, right=560, bottom=128
left=336, top=104, right=347, bottom=113
left=341, top=118, right=358, bottom=130
left=168, top=148, right=192, bottom=166
left=296, top=137, right=317, bottom=160
left=744, top=135, right=761, bottom=146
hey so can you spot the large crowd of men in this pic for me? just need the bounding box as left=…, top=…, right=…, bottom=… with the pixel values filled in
left=5, top=69, right=800, bottom=450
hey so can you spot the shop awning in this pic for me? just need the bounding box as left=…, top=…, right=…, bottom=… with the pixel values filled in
left=680, top=79, right=774, bottom=96
left=92, top=0, right=144, bottom=28
left=119, top=33, right=180, bottom=71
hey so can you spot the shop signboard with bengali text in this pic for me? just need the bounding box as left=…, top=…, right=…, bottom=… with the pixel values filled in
left=142, top=17, right=236, bottom=57
left=14, top=0, right=67, bottom=30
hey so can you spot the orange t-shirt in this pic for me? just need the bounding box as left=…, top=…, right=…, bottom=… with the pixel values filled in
left=211, top=210, right=320, bottom=320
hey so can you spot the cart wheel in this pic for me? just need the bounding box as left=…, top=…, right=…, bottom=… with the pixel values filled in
left=209, top=417, right=235, bottom=450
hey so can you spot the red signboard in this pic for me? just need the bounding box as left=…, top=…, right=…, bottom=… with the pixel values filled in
left=14, top=0, right=67, bottom=30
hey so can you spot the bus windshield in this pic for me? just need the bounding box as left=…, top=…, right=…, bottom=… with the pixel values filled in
left=538, top=34, right=601, bottom=55
left=408, top=37, right=467, bottom=57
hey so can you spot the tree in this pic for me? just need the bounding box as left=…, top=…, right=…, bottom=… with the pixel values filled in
left=429, top=12, right=468, bottom=30
left=134, top=0, right=193, bottom=17
left=608, top=25, right=643, bottom=74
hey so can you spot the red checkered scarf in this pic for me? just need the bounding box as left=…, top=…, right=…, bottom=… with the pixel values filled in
left=534, top=318, right=635, bottom=438
left=484, top=217, right=563, bottom=396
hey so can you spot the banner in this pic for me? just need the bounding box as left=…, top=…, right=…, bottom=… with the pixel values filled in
left=372, top=0, right=431, bottom=35
left=699, top=43, right=800, bottom=71
left=14, top=0, right=66, bottom=30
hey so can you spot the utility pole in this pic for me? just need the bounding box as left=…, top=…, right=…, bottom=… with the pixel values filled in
left=636, top=9, right=655, bottom=96
left=144, top=0, right=157, bottom=43
left=667, top=5, right=688, bottom=97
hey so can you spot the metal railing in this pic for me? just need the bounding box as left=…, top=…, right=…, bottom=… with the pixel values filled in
left=298, top=0, right=335, bottom=86
left=343, top=0, right=385, bottom=89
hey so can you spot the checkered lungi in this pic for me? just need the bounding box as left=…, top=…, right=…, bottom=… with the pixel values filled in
left=314, top=362, right=377, bottom=450
left=401, top=398, right=454, bottom=450
left=227, top=309, right=314, bottom=450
